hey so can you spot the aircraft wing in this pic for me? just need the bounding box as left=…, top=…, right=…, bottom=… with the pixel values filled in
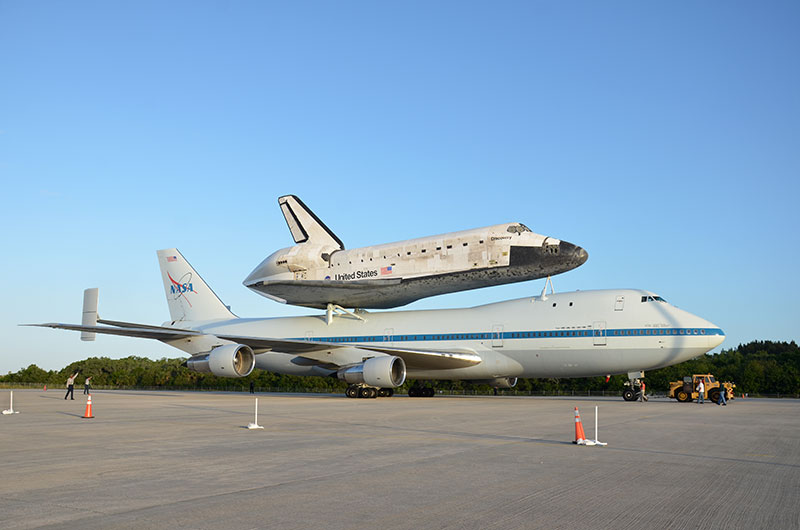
left=350, top=345, right=482, bottom=370
left=213, top=333, right=483, bottom=369
left=27, top=323, right=483, bottom=370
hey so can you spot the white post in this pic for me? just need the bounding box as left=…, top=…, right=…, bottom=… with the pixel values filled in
left=246, top=397, right=264, bottom=429
left=2, top=390, right=18, bottom=415
left=592, top=405, right=607, bottom=446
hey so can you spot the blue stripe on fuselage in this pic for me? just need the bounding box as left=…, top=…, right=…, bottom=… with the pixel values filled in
left=291, top=327, right=724, bottom=344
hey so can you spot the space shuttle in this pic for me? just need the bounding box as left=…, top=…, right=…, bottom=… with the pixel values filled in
left=243, top=195, right=588, bottom=310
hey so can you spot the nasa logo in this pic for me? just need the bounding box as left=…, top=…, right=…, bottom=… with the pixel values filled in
left=170, top=282, right=195, bottom=294
left=167, top=272, right=197, bottom=307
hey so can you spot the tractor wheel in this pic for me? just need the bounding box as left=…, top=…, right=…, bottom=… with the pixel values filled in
left=675, top=389, right=691, bottom=402
left=708, top=389, right=721, bottom=404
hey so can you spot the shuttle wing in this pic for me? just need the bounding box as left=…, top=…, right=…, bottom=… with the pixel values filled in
left=251, top=279, right=402, bottom=307
left=27, top=322, right=483, bottom=370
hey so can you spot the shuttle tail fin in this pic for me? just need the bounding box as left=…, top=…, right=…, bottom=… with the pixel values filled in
left=157, top=249, right=235, bottom=322
left=278, top=195, right=344, bottom=249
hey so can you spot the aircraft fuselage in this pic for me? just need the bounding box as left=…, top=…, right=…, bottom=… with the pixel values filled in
left=174, top=288, right=724, bottom=381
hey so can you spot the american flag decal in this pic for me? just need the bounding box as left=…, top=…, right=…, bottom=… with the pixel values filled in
left=381, top=266, right=393, bottom=275
left=167, top=256, right=177, bottom=262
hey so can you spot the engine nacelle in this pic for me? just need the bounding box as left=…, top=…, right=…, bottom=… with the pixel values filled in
left=185, top=344, right=256, bottom=378
left=337, top=356, right=406, bottom=388
left=473, top=377, right=518, bottom=389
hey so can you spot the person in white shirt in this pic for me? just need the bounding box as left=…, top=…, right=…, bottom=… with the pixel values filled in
left=64, top=372, right=78, bottom=400
left=696, top=378, right=705, bottom=404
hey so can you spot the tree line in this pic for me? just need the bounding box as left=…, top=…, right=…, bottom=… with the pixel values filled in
left=2, top=340, right=798, bottom=395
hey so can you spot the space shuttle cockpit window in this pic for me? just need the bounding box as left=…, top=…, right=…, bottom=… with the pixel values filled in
left=507, top=224, right=533, bottom=234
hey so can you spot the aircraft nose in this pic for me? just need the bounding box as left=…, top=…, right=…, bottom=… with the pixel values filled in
left=709, top=328, right=725, bottom=349
left=561, top=241, right=588, bottom=267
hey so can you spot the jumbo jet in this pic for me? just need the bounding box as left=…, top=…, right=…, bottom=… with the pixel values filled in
left=28, top=249, right=725, bottom=398
left=242, top=195, right=588, bottom=309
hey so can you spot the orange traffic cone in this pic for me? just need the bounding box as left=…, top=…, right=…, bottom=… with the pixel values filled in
left=573, top=406, right=586, bottom=444
left=82, top=394, right=94, bottom=419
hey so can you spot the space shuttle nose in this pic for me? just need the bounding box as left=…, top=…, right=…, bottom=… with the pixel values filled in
left=562, top=241, right=588, bottom=267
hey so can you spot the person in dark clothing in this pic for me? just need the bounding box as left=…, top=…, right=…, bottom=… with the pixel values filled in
left=84, top=376, right=92, bottom=395
left=249, top=381, right=255, bottom=394
left=64, top=372, right=78, bottom=400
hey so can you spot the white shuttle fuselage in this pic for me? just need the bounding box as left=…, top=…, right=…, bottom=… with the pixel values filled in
left=243, top=195, right=588, bottom=309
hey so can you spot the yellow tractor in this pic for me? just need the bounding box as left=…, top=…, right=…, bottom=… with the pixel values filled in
left=669, top=374, right=735, bottom=403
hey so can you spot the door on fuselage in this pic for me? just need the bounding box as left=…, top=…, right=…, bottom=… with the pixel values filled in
left=492, top=324, right=504, bottom=348
left=593, top=321, right=606, bottom=346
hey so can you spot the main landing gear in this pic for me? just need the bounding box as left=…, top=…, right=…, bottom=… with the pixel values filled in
left=345, top=385, right=394, bottom=399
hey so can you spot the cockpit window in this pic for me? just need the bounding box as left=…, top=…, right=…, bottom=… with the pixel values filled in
left=641, top=295, right=668, bottom=303
left=507, top=224, right=532, bottom=234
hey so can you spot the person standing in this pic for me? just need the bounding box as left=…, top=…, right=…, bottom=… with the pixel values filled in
left=696, top=378, right=705, bottom=404
left=249, top=381, right=255, bottom=394
left=64, top=372, right=78, bottom=400
left=639, top=381, right=648, bottom=402
left=84, top=376, right=92, bottom=395
left=718, top=385, right=727, bottom=406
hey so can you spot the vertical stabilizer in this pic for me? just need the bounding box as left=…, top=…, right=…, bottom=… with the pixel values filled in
left=278, top=195, right=344, bottom=249
left=157, top=249, right=235, bottom=322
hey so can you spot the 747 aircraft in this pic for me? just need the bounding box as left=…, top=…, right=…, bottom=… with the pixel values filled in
left=29, top=249, right=725, bottom=398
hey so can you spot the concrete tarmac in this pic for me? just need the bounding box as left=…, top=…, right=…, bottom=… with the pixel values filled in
left=1, top=390, right=798, bottom=529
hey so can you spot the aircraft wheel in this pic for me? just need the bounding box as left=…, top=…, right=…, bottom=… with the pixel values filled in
left=622, top=388, right=636, bottom=401
left=346, top=386, right=359, bottom=399
left=386, top=388, right=394, bottom=397
left=424, top=388, right=435, bottom=397
left=377, top=388, right=392, bottom=397
left=358, top=387, right=371, bottom=399
left=367, top=387, right=378, bottom=399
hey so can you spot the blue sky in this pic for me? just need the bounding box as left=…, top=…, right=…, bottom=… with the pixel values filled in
left=1, top=1, right=798, bottom=374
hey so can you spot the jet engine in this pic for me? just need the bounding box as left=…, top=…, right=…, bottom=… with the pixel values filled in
left=337, top=356, right=406, bottom=388
left=185, top=344, right=256, bottom=378
left=473, top=377, right=518, bottom=389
